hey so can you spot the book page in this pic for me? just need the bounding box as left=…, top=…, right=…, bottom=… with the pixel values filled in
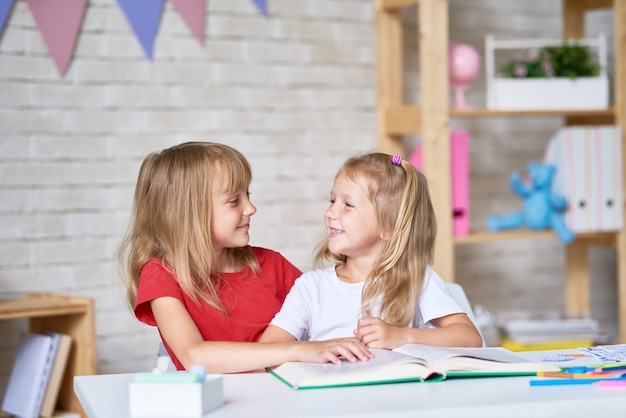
left=393, top=344, right=561, bottom=373
left=582, top=344, right=626, bottom=362
left=270, top=349, right=433, bottom=388
left=289, top=349, right=426, bottom=375
left=394, top=344, right=535, bottom=367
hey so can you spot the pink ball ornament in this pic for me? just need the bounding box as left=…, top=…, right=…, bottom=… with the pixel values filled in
left=449, top=42, right=481, bottom=109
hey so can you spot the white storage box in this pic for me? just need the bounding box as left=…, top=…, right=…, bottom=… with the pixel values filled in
left=129, top=373, right=223, bottom=417
left=485, top=34, right=609, bottom=110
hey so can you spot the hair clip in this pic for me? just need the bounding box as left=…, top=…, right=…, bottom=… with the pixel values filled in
left=391, top=155, right=402, bottom=165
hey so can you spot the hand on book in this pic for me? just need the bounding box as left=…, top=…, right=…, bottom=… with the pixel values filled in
left=354, top=317, right=405, bottom=349
left=297, top=338, right=373, bottom=365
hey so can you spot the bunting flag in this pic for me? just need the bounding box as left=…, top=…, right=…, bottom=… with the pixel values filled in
left=250, top=0, right=268, bottom=16
left=171, top=0, right=205, bottom=45
left=1, top=0, right=268, bottom=77
left=117, top=0, right=164, bottom=60
left=0, top=0, right=14, bottom=36
left=25, top=0, right=86, bottom=76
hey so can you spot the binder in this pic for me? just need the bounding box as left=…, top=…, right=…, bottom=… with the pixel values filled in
left=451, top=131, right=470, bottom=236
left=409, top=131, right=470, bottom=236
left=545, top=125, right=623, bottom=233
left=1, top=332, right=60, bottom=418
left=599, top=127, right=623, bottom=230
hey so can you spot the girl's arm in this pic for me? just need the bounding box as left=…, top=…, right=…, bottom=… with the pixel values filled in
left=152, top=296, right=372, bottom=373
left=355, top=313, right=483, bottom=349
left=258, top=324, right=298, bottom=342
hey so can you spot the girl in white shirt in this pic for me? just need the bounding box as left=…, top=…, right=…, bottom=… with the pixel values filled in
left=261, top=153, right=482, bottom=349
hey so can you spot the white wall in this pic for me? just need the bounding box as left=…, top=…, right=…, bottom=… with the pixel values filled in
left=0, top=0, right=618, bottom=400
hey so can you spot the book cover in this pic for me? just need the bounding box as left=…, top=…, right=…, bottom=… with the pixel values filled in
left=39, top=332, right=72, bottom=418
left=267, top=344, right=560, bottom=390
left=1, top=332, right=59, bottom=418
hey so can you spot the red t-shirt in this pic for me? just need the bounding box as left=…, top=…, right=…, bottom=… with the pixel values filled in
left=134, top=246, right=301, bottom=370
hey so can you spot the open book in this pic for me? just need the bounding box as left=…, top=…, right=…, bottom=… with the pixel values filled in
left=267, top=344, right=561, bottom=389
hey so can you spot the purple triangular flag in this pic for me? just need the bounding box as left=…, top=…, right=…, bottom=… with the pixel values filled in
left=117, top=0, right=164, bottom=60
left=0, top=0, right=14, bottom=36
left=26, top=0, right=86, bottom=76
left=250, top=0, right=268, bottom=16
left=171, top=0, right=205, bottom=45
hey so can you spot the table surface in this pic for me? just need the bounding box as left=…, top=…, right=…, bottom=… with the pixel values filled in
left=74, top=349, right=626, bottom=418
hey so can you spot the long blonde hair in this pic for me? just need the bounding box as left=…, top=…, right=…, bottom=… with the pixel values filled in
left=117, top=142, right=259, bottom=313
left=315, top=152, right=436, bottom=326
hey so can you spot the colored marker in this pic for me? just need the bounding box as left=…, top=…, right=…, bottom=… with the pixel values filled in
left=562, top=366, right=593, bottom=373
left=598, top=380, right=626, bottom=388
left=530, top=377, right=626, bottom=386
left=590, top=363, right=626, bottom=371
left=537, top=371, right=623, bottom=379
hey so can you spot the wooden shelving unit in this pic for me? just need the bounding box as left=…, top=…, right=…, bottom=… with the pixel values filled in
left=375, top=0, right=626, bottom=343
left=0, top=293, right=97, bottom=417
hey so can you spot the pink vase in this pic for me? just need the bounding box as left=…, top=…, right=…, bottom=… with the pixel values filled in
left=449, top=42, right=481, bottom=109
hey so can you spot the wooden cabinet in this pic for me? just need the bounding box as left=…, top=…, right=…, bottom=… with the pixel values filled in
left=375, top=0, right=626, bottom=343
left=0, top=293, right=97, bottom=417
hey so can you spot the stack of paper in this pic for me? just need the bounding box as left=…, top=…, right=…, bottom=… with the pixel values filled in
left=497, top=311, right=603, bottom=351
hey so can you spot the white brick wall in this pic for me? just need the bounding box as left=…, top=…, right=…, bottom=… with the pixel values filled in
left=0, top=0, right=378, bottom=387
left=0, top=0, right=619, bottom=401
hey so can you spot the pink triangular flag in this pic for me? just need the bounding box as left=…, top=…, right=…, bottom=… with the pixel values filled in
left=25, top=0, right=86, bottom=76
left=171, top=0, right=205, bottom=45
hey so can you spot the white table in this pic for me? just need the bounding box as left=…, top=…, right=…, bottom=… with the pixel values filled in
left=75, top=350, right=626, bottom=418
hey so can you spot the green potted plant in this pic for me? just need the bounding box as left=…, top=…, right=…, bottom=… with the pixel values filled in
left=485, top=34, right=608, bottom=110
left=499, top=42, right=601, bottom=79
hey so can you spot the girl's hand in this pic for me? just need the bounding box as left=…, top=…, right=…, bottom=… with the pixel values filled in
left=354, top=317, right=405, bottom=349
left=296, top=338, right=373, bottom=365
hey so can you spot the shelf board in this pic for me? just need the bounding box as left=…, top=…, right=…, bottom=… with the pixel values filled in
left=380, top=0, right=419, bottom=10
left=380, top=106, right=615, bottom=135
left=0, top=293, right=90, bottom=320
left=454, top=230, right=617, bottom=245
left=451, top=107, right=615, bottom=118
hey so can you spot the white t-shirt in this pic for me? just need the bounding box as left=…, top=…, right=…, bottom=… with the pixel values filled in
left=269, top=266, right=464, bottom=341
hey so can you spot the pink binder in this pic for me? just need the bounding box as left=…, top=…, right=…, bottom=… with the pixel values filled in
left=409, top=131, right=470, bottom=236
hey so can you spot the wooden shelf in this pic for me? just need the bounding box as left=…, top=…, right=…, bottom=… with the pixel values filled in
left=381, top=105, right=615, bottom=135
left=0, top=295, right=92, bottom=320
left=455, top=230, right=617, bottom=246
left=375, top=0, right=626, bottom=343
left=451, top=107, right=615, bottom=118
left=0, top=293, right=97, bottom=418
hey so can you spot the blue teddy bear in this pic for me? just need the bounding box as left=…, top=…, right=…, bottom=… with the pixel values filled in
left=486, top=162, right=575, bottom=244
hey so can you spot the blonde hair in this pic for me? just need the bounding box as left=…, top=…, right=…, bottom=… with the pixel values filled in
left=315, top=152, right=436, bottom=326
left=117, top=142, right=259, bottom=313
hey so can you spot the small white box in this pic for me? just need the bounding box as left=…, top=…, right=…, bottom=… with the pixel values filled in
left=129, top=374, right=223, bottom=417
left=489, top=76, right=608, bottom=110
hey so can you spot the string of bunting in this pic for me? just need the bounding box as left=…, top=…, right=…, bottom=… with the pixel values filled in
left=0, top=0, right=269, bottom=77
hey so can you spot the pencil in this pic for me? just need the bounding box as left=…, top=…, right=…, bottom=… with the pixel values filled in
left=536, top=372, right=622, bottom=379
left=530, top=377, right=626, bottom=386
left=598, top=380, right=626, bottom=388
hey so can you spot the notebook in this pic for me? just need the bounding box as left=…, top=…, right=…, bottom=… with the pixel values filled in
left=1, top=332, right=61, bottom=418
